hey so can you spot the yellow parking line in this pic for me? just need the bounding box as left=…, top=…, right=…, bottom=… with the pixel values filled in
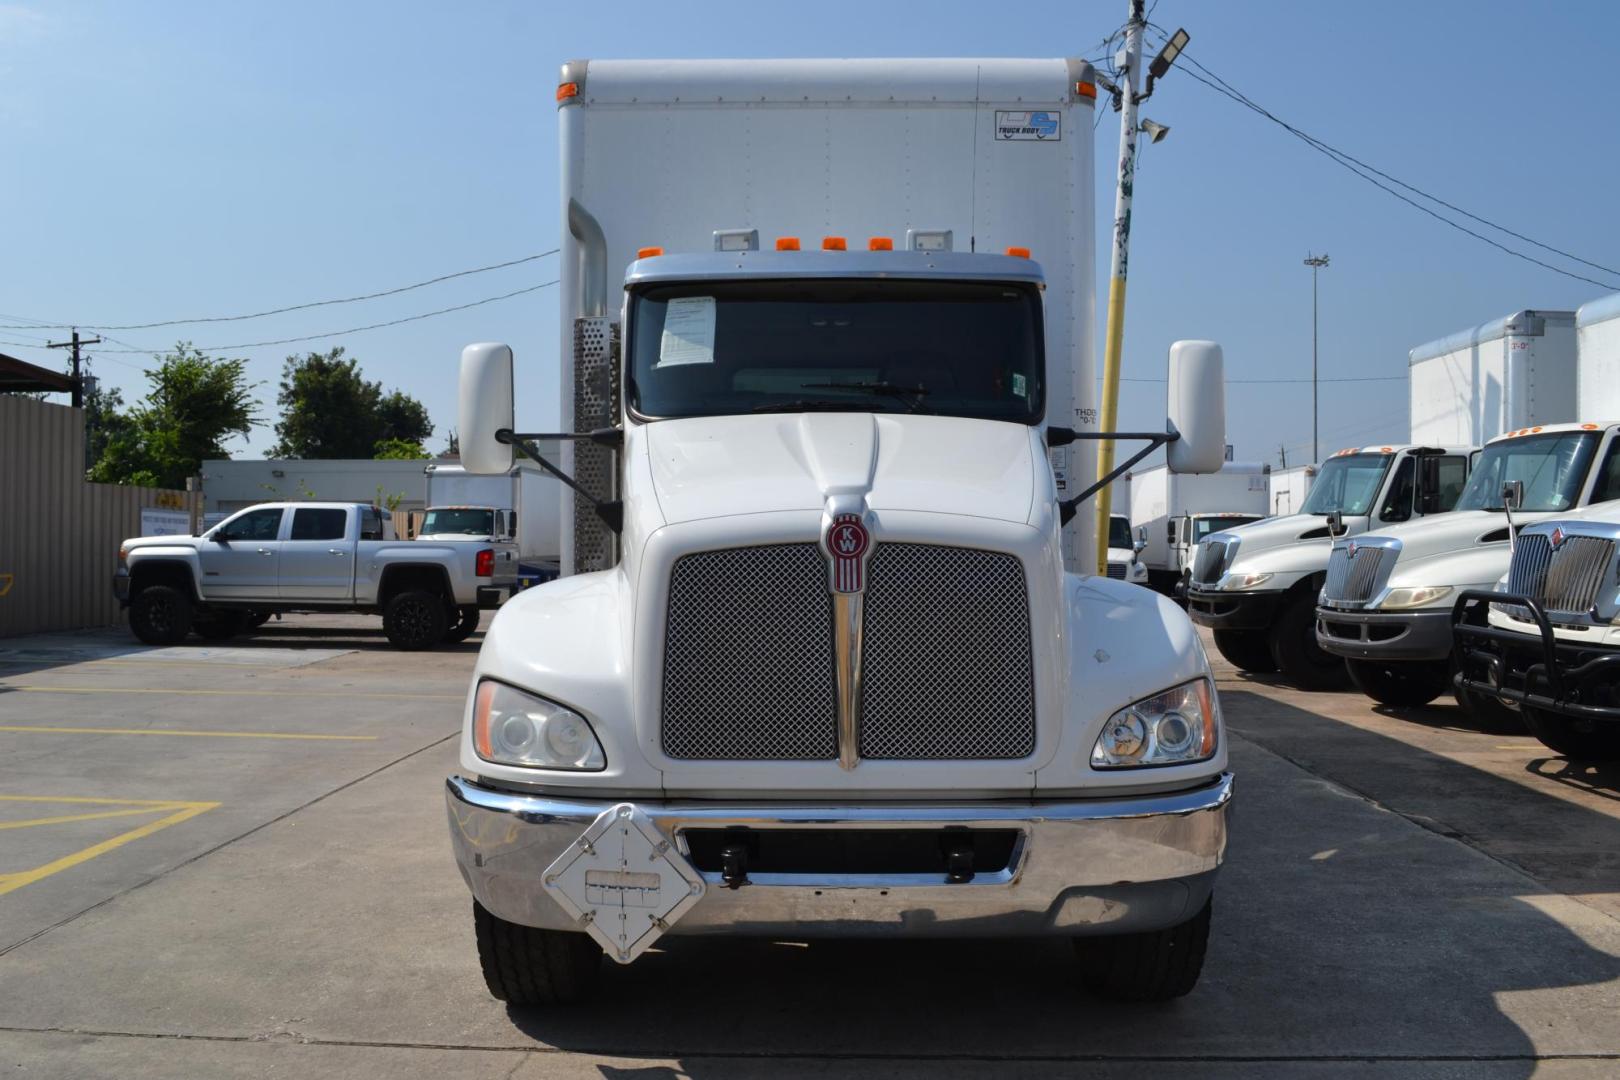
left=0, top=658, right=298, bottom=669
left=0, top=725, right=378, bottom=742
left=0, top=807, right=181, bottom=830
left=3, top=685, right=462, bottom=700
left=0, top=798, right=219, bottom=897
left=0, top=794, right=197, bottom=807
left=1495, top=744, right=1544, bottom=751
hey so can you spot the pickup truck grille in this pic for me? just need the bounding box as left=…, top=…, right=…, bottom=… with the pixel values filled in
left=660, top=542, right=1035, bottom=761
left=1504, top=532, right=1615, bottom=619
left=1322, top=543, right=1391, bottom=605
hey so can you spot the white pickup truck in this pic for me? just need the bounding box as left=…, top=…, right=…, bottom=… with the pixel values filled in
left=114, top=502, right=518, bottom=649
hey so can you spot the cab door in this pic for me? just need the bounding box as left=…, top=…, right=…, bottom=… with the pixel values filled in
left=201, top=507, right=286, bottom=599
left=279, top=507, right=356, bottom=600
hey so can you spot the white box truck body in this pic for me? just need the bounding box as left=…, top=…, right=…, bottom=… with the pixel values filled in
left=423, top=460, right=562, bottom=578
left=1577, top=292, right=1620, bottom=418
left=1268, top=464, right=1316, bottom=517
left=445, top=57, right=1235, bottom=1002
left=1408, top=309, right=1577, bottom=445
left=1128, top=462, right=1269, bottom=593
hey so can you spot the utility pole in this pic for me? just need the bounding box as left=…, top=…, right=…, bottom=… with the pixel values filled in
left=47, top=328, right=101, bottom=410
left=1304, top=253, right=1329, bottom=463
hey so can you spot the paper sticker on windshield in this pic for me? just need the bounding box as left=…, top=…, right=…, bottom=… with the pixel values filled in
left=658, top=297, right=716, bottom=367
left=1012, top=373, right=1028, bottom=399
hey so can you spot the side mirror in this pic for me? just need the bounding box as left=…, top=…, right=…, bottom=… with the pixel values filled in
left=1166, top=340, right=1226, bottom=474
left=1326, top=510, right=1345, bottom=537
left=1501, top=480, right=1524, bottom=511
left=459, top=343, right=516, bottom=476
left=1134, top=526, right=1148, bottom=554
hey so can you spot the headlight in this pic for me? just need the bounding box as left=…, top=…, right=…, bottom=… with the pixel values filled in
left=117, top=543, right=130, bottom=567
left=1378, top=585, right=1452, bottom=611
left=472, top=680, right=606, bottom=770
left=1222, top=572, right=1273, bottom=591
left=1091, top=678, right=1219, bottom=769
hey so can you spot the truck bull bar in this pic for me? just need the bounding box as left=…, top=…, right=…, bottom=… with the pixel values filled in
left=1451, top=589, right=1620, bottom=722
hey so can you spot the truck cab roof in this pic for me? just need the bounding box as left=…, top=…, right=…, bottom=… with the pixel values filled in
left=625, top=250, right=1045, bottom=287
left=1487, top=421, right=1620, bottom=443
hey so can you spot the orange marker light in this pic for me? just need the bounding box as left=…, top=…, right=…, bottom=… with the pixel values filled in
left=636, top=246, right=663, bottom=259
left=775, top=236, right=801, bottom=251
left=1582, top=423, right=1600, bottom=430
left=1006, top=246, right=1032, bottom=259
left=868, top=236, right=894, bottom=251
left=821, top=236, right=847, bottom=251
left=556, top=82, right=580, bottom=101
left=1076, top=81, right=1098, bottom=100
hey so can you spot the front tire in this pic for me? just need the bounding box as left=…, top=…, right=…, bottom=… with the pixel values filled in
left=129, top=585, right=193, bottom=646
left=444, top=606, right=480, bottom=644
left=383, top=590, right=448, bottom=650
left=1270, top=594, right=1349, bottom=691
left=1212, top=628, right=1279, bottom=673
left=473, top=901, right=601, bottom=1005
left=1345, top=659, right=1449, bottom=707
left=1523, top=707, right=1620, bottom=760
left=1074, top=897, right=1212, bottom=1002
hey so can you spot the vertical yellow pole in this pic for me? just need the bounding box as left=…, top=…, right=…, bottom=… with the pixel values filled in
left=1094, top=277, right=1129, bottom=571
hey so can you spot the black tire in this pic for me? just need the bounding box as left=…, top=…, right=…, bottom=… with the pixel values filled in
left=444, top=606, right=480, bottom=644
left=383, top=590, right=448, bottom=650
left=1074, top=897, right=1212, bottom=1002
left=1212, top=628, right=1279, bottom=673
left=245, top=611, right=273, bottom=629
left=1269, top=594, right=1349, bottom=691
left=1522, top=707, right=1620, bottom=761
left=1345, top=659, right=1450, bottom=707
left=1452, top=683, right=1523, bottom=728
left=129, top=585, right=193, bottom=646
left=192, top=610, right=249, bottom=642
left=473, top=901, right=601, bottom=1005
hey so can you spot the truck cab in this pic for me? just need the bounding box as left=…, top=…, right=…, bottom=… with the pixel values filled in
left=1318, top=423, right=1620, bottom=710
left=1106, top=513, right=1149, bottom=585
left=1187, top=443, right=1472, bottom=688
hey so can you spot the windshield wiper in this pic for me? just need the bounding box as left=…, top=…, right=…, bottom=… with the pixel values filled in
left=749, top=400, right=879, bottom=414
left=797, top=381, right=929, bottom=413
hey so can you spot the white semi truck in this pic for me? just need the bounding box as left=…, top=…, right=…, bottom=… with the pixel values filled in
left=423, top=459, right=562, bottom=582
left=442, top=57, right=1235, bottom=1006
left=1190, top=307, right=1578, bottom=690
left=1127, top=461, right=1269, bottom=595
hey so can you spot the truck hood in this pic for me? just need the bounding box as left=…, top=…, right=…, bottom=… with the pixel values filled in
left=121, top=534, right=201, bottom=552
left=642, top=413, right=1039, bottom=525
left=1371, top=508, right=1555, bottom=599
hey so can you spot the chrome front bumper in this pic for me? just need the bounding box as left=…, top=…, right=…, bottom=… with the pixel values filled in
left=445, top=773, right=1232, bottom=939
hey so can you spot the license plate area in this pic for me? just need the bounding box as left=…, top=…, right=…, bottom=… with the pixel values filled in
left=679, top=827, right=1023, bottom=886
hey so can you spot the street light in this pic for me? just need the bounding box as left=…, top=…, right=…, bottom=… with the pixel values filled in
left=1304, top=253, right=1330, bottom=463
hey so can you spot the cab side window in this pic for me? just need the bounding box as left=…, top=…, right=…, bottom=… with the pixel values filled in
left=290, top=508, right=349, bottom=541
left=218, top=507, right=284, bottom=541
left=1592, top=441, right=1620, bottom=505
left=1379, top=458, right=1416, bottom=522
left=360, top=508, right=386, bottom=541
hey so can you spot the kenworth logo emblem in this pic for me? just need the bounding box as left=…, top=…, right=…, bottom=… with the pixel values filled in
left=824, top=514, right=872, bottom=594
left=1551, top=527, right=1566, bottom=550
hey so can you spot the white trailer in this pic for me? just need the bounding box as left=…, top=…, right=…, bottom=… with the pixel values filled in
left=1128, top=462, right=1269, bottom=593
left=423, top=459, right=561, bottom=577
left=1408, top=308, right=1577, bottom=445
left=1268, top=464, right=1316, bottom=517
left=1577, top=292, right=1620, bottom=418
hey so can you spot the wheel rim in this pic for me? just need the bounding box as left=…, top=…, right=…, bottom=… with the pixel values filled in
left=147, top=598, right=173, bottom=633
left=398, top=600, right=433, bottom=640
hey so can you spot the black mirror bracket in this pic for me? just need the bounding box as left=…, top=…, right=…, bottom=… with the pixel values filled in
left=1055, top=431, right=1181, bottom=526
left=497, top=428, right=626, bottom=534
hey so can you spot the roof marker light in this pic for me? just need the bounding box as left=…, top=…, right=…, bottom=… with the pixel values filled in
left=556, top=82, right=580, bottom=102
left=775, top=236, right=801, bottom=251
left=1582, top=423, right=1600, bottom=430
left=1076, top=80, right=1097, bottom=100
left=821, top=236, right=847, bottom=251
left=868, top=237, right=894, bottom=251
left=1006, top=246, right=1032, bottom=259
left=636, top=246, right=663, bottom=259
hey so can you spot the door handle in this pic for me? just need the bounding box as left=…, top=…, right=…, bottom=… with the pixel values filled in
left=257, top=548, right=274, bottom=555
left=329, top=549, right=346, bottom=555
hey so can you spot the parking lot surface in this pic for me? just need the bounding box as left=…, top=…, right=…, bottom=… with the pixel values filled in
left=1, top=615, right=1618, bottom=1078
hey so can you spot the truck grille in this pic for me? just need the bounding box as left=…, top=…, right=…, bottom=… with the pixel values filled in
left=1106, top=561, right=1127, bottom=580
left=1322, top=543, right=1391, bottom=605
left=1192, top=537, right=1237, bottom=586
left=660, top=543, right=1035, bottom=761
left=1503, top=532, right=1616, bottom=619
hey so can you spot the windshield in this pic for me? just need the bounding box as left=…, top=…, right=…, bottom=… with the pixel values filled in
left=1108, top=516, right=1132, bottom=550
left=627, top=279, right=1044, bottom=423
left=421, top=508, right=494, bottom=536
left=1193, top=515, right=1260, bottom=542
left=1299, top=454, right=1393, bottom=516
left=1454, top=432, right=1598, bottom=512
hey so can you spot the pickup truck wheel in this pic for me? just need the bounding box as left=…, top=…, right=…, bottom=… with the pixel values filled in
left=1269, top=594, right=1349, bottom=691
left=1345, top=659, right=1449, bottom=707
left=1522, top=707, right=1620, bottom=761
left=1212, top=628, right=1278, bottom=673
left=245, top=611, right=273, bottom=629
left=1074, top=897, right=1211, bottom=1002
left=473, top=901, right=601, bottom=1005
left=444, top=606, right=480, bottom=644
left=129, top=585, right=193, bottom=646
left=383, top=591, right=448, bottom=650
left=192, top=610, right=249, bottom=642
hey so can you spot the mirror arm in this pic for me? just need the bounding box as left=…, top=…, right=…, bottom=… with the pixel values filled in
left=496, top=429, right=624, bottom=534
left=1056, top=431, right=1180, bottom=526
left=504, top=427, right=623, bottom=450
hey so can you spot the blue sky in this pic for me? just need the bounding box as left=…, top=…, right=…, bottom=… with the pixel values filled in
left=3, top=0, right=1617, bottom=465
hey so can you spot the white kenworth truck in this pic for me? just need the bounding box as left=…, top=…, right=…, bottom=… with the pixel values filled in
left=1453, top=505, right=1620, bottom=759
left=1317, top=424, right=1620, bottom=710
left=1186, top=443, right=1474, bottom=688
left=443, top=57, right=1234, bottom=1006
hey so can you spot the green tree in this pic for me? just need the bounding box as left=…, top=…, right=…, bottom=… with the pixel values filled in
left=84, top=381, right=137, bottom=474
left=373, top=437, right=430, bottom=460
left=88, top=344, right=260, bottom=489
left=271, top=347, right=432, bottom=458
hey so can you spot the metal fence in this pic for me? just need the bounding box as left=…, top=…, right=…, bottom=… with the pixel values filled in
left=0, top=396, right=200, bottom=637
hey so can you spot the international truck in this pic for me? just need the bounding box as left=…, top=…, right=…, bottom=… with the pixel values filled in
left=422, top=459, right=561, bottom=582
left=1127, top=461, right=1269, bottom=595
left=1190, top=306, right=1578, bottom=691
left=442, top=57, right=1234, bottom=1006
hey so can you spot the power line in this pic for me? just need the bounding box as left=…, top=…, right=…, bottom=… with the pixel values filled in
left=96, top=279, right=560, bottom=354
left=1148, top=28, right=1619, bottom=291
left=0, top=250, right=560, bottom=331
